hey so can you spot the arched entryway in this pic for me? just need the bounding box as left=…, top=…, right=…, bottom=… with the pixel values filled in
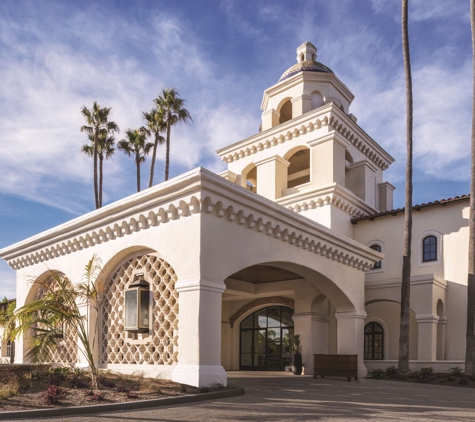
left=239, top=306, right=294, bottom=371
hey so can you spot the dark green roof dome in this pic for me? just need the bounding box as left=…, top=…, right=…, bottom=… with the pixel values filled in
left=279, top=60, right=334, bottom=82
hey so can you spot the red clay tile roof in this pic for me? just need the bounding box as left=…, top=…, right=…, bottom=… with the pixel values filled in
left=351, top=194, right=470, bottom=224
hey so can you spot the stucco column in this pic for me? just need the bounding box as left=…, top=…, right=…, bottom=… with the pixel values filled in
left=416, top=314, right=439, bottom=361
left=13, top=335, right=23, bottom=364
left=437, top=316, right=447, bottom=360
left=293, top=312, right=329, bottom=375
left=291, top=94, right=312, bottom=118
left=335, top=310, right=367, bottom=378
left=172, top=277, right=227, bottom=388
left=308, top=133, right=348, bottom=189
left=261, top=109, right=280, bottom=131
left=255, top=155, right=290, bottom=200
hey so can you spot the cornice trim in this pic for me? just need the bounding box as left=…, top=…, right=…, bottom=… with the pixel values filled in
left=276, top=184, right=378, bottom=218
left=217, top=104, right=394, bottom=171
left=1, top=169, right=380, bottom=273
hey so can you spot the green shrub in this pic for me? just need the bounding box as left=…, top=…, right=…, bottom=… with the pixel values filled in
left=449, top=367, right=463, bottom=377
left=417, top=367, right=433, bottom=382
left=0, top=374, right=20, bottom=400
left=458, top=377, right=468, bottom=385
left=384, top=366, right=399, bottom=379
left=369, top=368, right=385, bottom=379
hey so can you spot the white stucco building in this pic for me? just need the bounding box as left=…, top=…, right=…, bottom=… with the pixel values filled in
left=0, top=42, right=469, bottom=387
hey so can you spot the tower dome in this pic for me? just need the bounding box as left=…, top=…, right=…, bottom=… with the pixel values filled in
left=278, top=41, right=333, bottom=82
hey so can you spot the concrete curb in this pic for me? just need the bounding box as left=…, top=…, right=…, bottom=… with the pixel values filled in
left=0, top=386, right=245, bottom=420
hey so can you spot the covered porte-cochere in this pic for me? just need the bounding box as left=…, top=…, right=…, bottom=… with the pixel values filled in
left=0, top=169, right=381, bottom=387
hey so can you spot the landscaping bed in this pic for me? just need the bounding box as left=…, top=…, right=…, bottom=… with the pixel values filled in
left=368, top=366, right=475, bottom=388
left=0, top=366, right=225, bottom=411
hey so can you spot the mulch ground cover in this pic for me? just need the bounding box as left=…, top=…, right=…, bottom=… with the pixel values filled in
left=368, top=366, right=475, bottom=388
left=0, top=366, right=224, bottom=412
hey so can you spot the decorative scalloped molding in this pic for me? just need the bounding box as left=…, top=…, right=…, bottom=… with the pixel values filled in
left=219, top=106, right=392, bottom=171
left=5, top=193, right=375, bottom=273
left=286, top=194, right=367, bottom=218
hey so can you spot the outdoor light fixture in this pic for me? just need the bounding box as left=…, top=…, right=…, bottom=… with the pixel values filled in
left=124, top=273, right=150, bottom=333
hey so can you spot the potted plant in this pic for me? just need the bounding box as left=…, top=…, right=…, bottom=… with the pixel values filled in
left=292, top=334, right=303, bottom=375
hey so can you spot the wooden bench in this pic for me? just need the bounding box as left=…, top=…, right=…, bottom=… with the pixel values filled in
left=313, top=354, right=358, bottom=382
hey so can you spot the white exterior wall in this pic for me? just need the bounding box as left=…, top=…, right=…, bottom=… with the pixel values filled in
left=355, top=200, right=469, bottom=366
left=1, top=168, right=381, bottom=385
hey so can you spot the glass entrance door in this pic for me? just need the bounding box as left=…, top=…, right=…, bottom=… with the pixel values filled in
left=239, top=306, right=294, bottom=371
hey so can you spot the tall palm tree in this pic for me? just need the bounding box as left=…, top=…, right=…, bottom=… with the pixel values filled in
left=118, top=129, right=154, bottom=192
left=80, top=101, right=119, bottom=209
left=466, top=0, right=475, bottom=377
left=154, top=89, right=192, bottom=181
left=81, top=131, right=116, bottom=208
left=142, top=108, right=166, bottom=188
left=398, top=0, right=413, bottom=375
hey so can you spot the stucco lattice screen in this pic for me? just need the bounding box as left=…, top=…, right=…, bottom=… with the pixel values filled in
left=101, top=254, right=179, bottom=365
left=35, top=275, right=78, bottom=365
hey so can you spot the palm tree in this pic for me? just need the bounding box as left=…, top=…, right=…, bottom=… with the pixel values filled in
left=398, top=0, right=413, bottom=375
left=118, top=129, right=154, bottom=192
left=154, top=89, right=192, bottom=181
left=466, top=0, right=475, bottom=377
left=8, top=256, right=106, bottom=389
left=82, top=131, right=115, bottom=208
left=142, top=108, right=166, bottom=188
left=80, top=101, right=119, bottom=209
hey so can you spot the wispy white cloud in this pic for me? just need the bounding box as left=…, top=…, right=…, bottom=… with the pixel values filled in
left=0, top=7, right=254, bottom=213
left=0, top=0, right=471, bottom=219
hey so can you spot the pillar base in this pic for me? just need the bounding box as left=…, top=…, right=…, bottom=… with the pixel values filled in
left=172, top=364, right=227, bottom=388
left=358, top=367, right=368, bottom=378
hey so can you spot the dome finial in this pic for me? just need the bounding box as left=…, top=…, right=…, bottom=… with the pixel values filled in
left=296, top=41, right=317, bottom=63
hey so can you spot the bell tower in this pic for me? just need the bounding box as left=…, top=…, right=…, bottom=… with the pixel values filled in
left=260, top=42, right=355, bottom=132
left=217, top=43, right=395, bottom=238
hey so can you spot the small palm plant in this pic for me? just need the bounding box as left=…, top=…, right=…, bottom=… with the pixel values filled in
left=154, top=89, right=192, bottom=181
left=291, top=334, right=303, bottom=375
left=292, top=334, right=302, bottom=354
left=118, top=129, right=154, bottom=192
left=8, top=255, right=107, bottom=389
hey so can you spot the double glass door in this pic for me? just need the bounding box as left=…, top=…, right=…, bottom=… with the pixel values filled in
left=240, top=306, right=294, bottom=371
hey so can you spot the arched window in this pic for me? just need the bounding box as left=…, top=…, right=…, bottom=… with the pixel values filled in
left=286, top=149, right=310, bottom=189
left=245, top=166, right=257, bottom=193
left=279, top=100, right=293, bottom=124
left=369, top=244, right=381, bottom=269
left=6, top=340, right=11, bottom=358
left=364, top=322, right=384, bottom=360
left=240, top=306, right=294, bottom=371
left=422, top=235, right=437, bottom=262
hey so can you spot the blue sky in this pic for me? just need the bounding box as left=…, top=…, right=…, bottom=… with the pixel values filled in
left=0, top=0, right=471, bottom=299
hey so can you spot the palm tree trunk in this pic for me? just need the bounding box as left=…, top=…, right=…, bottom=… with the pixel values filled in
left=136, top=154, right=141, bottom=193
left=149, top=132, right=159, bottom=188
left=165, top=118, right=171, bottom=181
left=93, top=129, right=100, bottom=209
left=99, top=155, right=104, bottom=208
left=398, top=0, right=413, bottom=375
left=466, top=0, right=475, bottom=377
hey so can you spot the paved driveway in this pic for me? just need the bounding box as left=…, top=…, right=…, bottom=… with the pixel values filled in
left=25, top=371, right=475, bottom=421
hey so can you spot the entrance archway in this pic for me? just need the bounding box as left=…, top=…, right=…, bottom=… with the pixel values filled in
left=239, top=306, right=294, bottom=371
